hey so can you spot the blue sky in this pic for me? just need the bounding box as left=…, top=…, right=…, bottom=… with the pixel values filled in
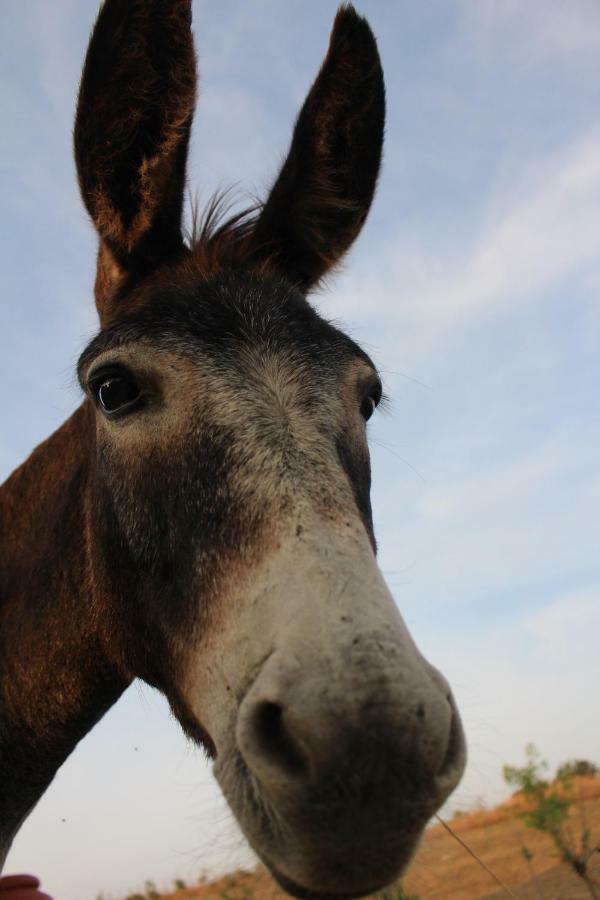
left=2, top=1, right=599, bottom=898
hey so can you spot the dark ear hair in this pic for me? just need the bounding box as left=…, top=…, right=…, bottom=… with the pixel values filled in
left=250, top=4, right=385, bottom=291
left=74, top=0, right=196, bottom=323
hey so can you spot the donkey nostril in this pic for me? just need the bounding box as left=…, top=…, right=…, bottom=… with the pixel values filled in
left=249, top=701, right=309, bottom=778
left=256, top=700, right=283, bottom=739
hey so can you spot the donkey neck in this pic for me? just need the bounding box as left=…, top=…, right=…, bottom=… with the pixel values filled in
left=0, top=406, right=128, bottom=863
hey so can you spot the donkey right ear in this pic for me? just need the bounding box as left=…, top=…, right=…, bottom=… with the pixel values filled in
left=249, top=5, right=385, bottom=292
left=74, top=0, right=196, bottom=324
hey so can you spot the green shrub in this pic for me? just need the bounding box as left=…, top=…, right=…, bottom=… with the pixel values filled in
left=504, top=744, right=599, bottom=899
left=557, top=759, right=598, bottom=780
left=379, top=885, right=419, bottom=899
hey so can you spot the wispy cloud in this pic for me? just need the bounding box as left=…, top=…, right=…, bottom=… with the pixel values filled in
left=376, top=422, right=600, bottom=610
left=458, top=0, right=600, bottom=65
left=329, top=131, right=600, bottom=373
left=524, top=586, right=600, bottom=647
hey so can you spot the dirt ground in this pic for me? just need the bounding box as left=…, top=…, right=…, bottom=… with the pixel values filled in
left=402, top=782, right=600, bottom=899
left=483, top=855, right=600, bottom=900
left=156, top=778, right=600, bottom=900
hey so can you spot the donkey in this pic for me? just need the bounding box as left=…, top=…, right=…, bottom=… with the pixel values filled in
left=0, top=2, right=466, bottom=897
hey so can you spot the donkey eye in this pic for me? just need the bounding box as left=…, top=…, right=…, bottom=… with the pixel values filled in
left=360, top=396, right=377, bottom=422
left=89, top=370, right=141, bottom=417
left=98, top=377, right=139, bottom=411
left=360, top=381, right=382, bottom=422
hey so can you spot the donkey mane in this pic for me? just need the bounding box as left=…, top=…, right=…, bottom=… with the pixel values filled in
left=187, top=191, right=261, bottom=276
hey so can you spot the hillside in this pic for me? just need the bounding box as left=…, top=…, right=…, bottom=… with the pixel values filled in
left=140, top=777, right=600, bottom=900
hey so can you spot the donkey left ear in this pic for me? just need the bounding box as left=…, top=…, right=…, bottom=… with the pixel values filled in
left=74, top=0, right=196, bottom=323
left=250, top=4, right=385, bottom=291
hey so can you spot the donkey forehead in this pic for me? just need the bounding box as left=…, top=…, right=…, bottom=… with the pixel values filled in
left=77, top=271, right=377, bottom=381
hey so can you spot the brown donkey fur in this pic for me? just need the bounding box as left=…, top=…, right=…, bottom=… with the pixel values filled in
left=0, top=3, right=465, bottom=895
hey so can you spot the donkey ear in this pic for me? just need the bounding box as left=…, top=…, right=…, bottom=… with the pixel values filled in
left=250, top=5, right=385, bottom=291
left=74, top=0, right=196, bottom=322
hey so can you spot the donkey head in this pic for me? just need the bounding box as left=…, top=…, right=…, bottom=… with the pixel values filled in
left=74, top=2, right=465, bottom=896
